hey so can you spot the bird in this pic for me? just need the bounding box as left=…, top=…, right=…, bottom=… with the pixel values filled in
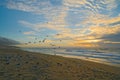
left=39, top=41, right=41, bottom=43
left=56, top=33, right=61, bottom=36
left=58, top=46, right=61, bottom=48
left=19, top=30, right=22, bottom=33
left=60, top=40, right=62, bottom=42
left=25, top=43, right=28, bottom=45
left=28, top=41, right=31, bottom=44
left=49, top=43, right=55, bottom=46
left=42, top=38, right=46, bottom=43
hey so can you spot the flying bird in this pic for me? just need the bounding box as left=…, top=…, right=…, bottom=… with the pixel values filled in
left=60, top=40, right=62, bottom=42
left=19, top=30, right=22, bottom=33
left=56, top=33, right=61, bottom=36
left=42, top=38, right=46, bottom=43
left=39, top=41, right=41, bottom=43
left=25, top=43, right=28, bottom=45
left=28, top=41, right=31, bottom=43
left=50, top=43, right=55, bottom=46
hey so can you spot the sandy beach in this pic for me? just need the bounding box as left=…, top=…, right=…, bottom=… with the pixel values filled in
left=0, top=47, right=120, bottom=80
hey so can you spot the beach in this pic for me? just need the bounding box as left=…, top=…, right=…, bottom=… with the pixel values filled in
left=0, top=47, right=120, bottom=80
left=23, top=48, right=120, bottom=67
left=1, top=0, right=120, bottom=80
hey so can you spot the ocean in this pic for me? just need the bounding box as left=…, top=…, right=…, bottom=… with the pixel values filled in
left=22, top=48, right=120, bottom=67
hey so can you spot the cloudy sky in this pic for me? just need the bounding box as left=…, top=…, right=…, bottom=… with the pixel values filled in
left=0, top=0, right=120, bottom=48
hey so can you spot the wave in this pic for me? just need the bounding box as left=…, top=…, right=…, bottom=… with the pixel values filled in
left=22, top=48, right=120, bottom=67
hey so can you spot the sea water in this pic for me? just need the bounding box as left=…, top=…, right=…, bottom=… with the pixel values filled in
left=22, top=48, right=120, bottom=67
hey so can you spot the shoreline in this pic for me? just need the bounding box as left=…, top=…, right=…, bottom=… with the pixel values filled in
left=56, top=54, right=120, bottom=67
left=21, top=48, right=120, bottom=68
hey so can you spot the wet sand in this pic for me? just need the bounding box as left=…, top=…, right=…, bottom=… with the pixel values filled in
left=0, top=47, right=120, bottom=80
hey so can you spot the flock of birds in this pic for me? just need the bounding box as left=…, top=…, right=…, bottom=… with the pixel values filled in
left=19, top=30, right=62, bottom=49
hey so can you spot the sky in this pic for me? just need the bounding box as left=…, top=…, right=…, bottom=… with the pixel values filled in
left=0, top=0, right=120, bottom=48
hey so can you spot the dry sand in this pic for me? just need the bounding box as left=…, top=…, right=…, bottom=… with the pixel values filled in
left=0, top=47, right=120, bottom=80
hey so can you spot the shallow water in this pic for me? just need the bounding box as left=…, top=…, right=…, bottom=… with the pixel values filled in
left=22, top=48, right=120, bottom=67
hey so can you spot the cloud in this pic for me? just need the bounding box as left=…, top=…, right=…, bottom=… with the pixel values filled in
left=103, top=0, right=117, bottom=10
left=6, top=0, right=118, bottom=20
left=19, top=9, right=71, bottom=33
left=102, top=32, right=120, bottom=42
left=89, top=25, right=120, bottom=37
left=6, top=0, right=119, bottom=26
left=66, top=23, right=120, bottom=48
left=6, top=0, right=68, bottom=22
left=53, top=32, right=75, bottom=39
left=63, top=0, right=117, bottom=14
left=6, top=0, right=118, bottom=15
left=27, top=36, right=35, bottom=39
left=3, top=0, right=120, bottom=48
left=64, top=0, right=119, bottom=29
left=23, top=31, right=36, bottom=35
left=63, top=0, right=87, bottom=7
left=82, top=14, right=120, bottom=26
left=7, top=0, right=40, bottom=12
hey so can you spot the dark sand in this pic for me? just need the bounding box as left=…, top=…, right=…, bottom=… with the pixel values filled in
left=0, top=47, right=120, bottom=80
